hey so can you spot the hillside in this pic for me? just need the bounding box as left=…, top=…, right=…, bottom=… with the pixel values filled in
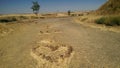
left=97, top=0, right=120, bottom=15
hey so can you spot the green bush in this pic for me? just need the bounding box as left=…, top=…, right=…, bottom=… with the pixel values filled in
left=95, top=16, right=120, bottom=26
left=95, top=17, right=105, bottom=24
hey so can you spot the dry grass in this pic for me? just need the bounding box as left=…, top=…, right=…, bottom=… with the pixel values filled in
left=0, top=16, right=39, bottom=23
left=74, top=14, right=120, bottom=33
left=0, top=14, right=41, bottom=37
left=31, top=39, right=74, bottom=68
left=97, top=0, right=120, bottom=15
left=0, top=14, right=43, bottom=23
left=95, top=15, right=120, bottom=26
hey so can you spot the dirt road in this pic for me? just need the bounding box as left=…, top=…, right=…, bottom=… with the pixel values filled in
left=0, top=17, right=120, bottom=68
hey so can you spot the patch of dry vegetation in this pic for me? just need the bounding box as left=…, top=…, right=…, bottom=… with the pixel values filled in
left=74, top=14, right=120, bottom=33
left=0, top=16, right=40, bottom=23
left=95, top=15, right=120, bottom=26
left=0, top=14, right=40, bottom=37
left=0, top=16, right=17, bottom=23
left=97, top=0, right=120, bottom=15
left=31, top=39, right=74, bottom=68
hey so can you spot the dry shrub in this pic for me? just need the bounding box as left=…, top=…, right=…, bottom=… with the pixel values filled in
left=81, top=18, right=88, bottom=22
left=0, top=16, right=17, bottom=23
left=95, top=15, right=120, bottom=26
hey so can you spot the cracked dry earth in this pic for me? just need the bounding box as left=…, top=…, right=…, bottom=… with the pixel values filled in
left=0, top=17, right=120, bottom=68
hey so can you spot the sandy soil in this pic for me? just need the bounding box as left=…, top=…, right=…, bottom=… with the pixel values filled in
left=0, top=17, right=120, bottom=68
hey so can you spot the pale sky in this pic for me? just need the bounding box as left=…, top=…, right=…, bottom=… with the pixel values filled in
left=0, top=0, right=107, bottom=14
